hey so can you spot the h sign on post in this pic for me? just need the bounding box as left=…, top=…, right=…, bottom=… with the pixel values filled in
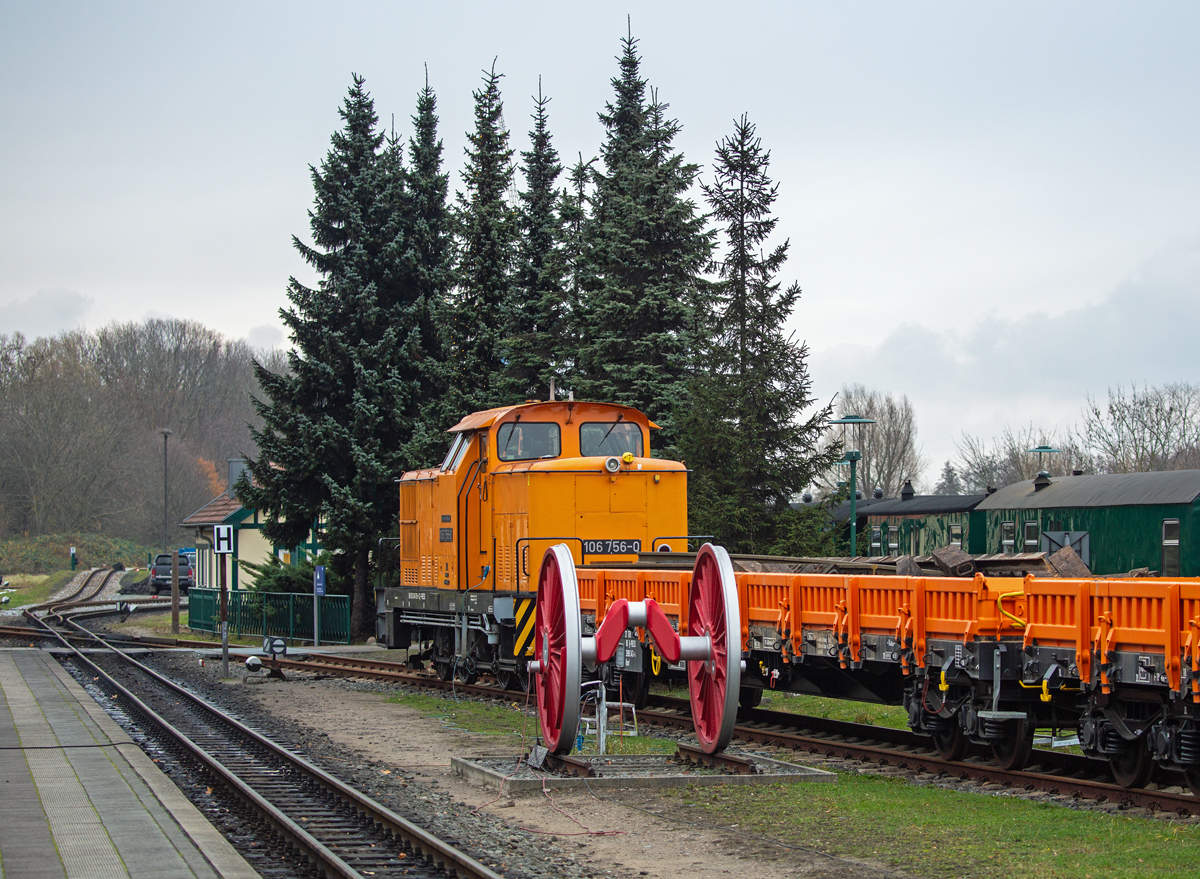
left=214, top=525, right=234, bottom=555
left=312, top=565, right=325, bottom=648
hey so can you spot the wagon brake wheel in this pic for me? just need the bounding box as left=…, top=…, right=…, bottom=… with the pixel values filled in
left=533, top=544, right=582, bottom=754
left=1185, top=766, right=1200, bottom=798
left=1109, top=740, right=1153, bottom=789
left=932, top=723, right=967, bottom=762
left=687, top=543, right=742, bottom=754
left=990, top=716, right=1034, bottom=771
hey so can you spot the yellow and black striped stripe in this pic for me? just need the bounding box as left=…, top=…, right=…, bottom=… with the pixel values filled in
left=513, top=597, right=536, bottom=657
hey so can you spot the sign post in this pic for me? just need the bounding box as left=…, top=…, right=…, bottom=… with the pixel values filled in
left=170, top=550, right=180, bottom=634
left=313, top=565, right=325, bottom=648
left=214, top=525, right=234, bottom=677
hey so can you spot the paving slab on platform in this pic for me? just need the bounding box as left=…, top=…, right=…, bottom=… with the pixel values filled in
left=0, top=649, right=259, bottom=879
left=453, top=751, right=837, bottom=794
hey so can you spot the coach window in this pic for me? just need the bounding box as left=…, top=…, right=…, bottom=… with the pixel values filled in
left=496, top=422, right=561, bottom=462
left=887, top=526, right=899, bottom=554
left=949, top=524, right=963, bottom=548
left=1001, top=521, right=1016, bottom=553
left=870, top=527, right=882, bottom=555
left=1163, top=519, right=1181, bottom=577
left=1024, top=521, right=1040, bottom=552
left=580, top=421, right=644, bottom=457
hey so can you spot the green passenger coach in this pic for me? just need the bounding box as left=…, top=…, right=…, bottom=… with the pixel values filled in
left=973, top=470, right=1200, bottom=576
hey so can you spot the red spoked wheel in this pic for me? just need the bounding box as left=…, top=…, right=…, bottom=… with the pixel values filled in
left=533, top=544, right=582, bottom=754
left=687, top=543, right=742, bottom=754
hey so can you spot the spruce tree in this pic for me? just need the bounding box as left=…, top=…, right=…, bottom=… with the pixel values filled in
left=577, top=32, right=712, bottom=455
left=556, top=154, right=595, bottom=390
left=497, top=82, right=567, bottom=402
left=403, top=72, right=455, bottom=465
left=445, top=61, right=517, bottom=414
left=681, top=114, right=837, bottom=553
left=241, top=75, right=424, bottom=636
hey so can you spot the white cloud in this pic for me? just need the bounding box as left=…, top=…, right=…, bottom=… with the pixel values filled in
left=0, top=289, right=92, bottom=339
left=246, top=324, right=283, bottom=350
left=812, top=242, right=1200, bottom=479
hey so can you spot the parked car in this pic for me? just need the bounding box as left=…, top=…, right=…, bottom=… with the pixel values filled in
left=150, top=553, right=195, bottom=595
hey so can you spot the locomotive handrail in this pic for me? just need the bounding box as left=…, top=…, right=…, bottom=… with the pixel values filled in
left=516, top=537, right=586, bottom=577
left=651, top=535, right=715, bottom=552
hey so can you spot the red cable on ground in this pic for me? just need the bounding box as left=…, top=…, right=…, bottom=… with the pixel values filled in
left=471, top=683, right=535, bottom=814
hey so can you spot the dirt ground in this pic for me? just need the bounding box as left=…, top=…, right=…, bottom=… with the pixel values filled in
left=231, top=676, right=906, bottom=879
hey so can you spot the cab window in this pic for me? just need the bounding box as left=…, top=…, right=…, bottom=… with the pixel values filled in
left=445, top=433, right=472, bottom=472
left=440, top=434, right=465, bottom=471
left=580, top=422, right=644, bottom=457
left=496, top=422, right=561, bottom=461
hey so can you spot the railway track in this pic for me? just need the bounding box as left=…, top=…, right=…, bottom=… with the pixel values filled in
left=27, top=610, right=503, bottom=879
left=246, top=651, right=1200, bottom=817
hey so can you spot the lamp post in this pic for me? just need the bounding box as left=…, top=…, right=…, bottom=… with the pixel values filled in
left=1026, top=445, right=1061, bottom=475
left=160, top=428, right=173, bottom=554
left=830, top=414, right=876, bottom=556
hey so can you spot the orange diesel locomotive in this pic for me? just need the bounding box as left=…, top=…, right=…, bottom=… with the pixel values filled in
left=377, top=399, right=687, bottom=693
left=377, top=401, right=1200, bottom=792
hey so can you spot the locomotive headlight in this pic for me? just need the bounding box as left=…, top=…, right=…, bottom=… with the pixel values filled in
left=621, top=451, right=635, bottom=464
left=604, top=456, right=621, bottom=473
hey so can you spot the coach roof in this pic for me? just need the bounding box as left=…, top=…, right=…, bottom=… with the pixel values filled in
left=976, top=470, right=1200, bottom=510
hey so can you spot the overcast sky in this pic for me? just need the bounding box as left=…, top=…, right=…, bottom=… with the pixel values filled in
left=3, top=2, right=1199, bottom=483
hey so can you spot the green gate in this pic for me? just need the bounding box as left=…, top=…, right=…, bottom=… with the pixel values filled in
left=187, top=589, right=351, bottom=645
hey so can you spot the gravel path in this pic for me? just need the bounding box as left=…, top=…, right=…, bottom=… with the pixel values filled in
left=136, top=651, right=898, bottom=879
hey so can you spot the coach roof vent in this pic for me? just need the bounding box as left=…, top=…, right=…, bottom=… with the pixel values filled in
left=900, top=480, right=915, bottom=501
left=1033, top=471, right=1052, bottom=491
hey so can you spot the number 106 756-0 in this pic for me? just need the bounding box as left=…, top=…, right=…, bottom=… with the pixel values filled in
left=583, top=539, right=641, bottom=555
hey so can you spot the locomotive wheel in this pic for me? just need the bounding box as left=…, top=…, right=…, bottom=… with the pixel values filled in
left=621, top=668, right=651, bottom=710
left=687, top=544, right=742, bottom=754
left=991, top=718, right=1034, bottom=771
left=1184, top=766, right=1200, bottom=798
left=738, top=686, right=763, bottom=710
left=433, top=630, right=455, bottom=681
left=514, top=659, right=532, bottom=694
left=932, top=723, right=967, bottom=762
left=454, top=658, right=479, bottom=685
left=1109, top=742, right=1153, bottom=789
left=533, top=544, right=582, bottom=754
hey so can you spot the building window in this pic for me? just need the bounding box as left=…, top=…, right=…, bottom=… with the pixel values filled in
left=888, top=526, right=899, bottom=554
left=949, top=524, right=962, bottom=548
left=1001, top=521, right=1016, bottom=553
left=870, top=527, right=882, bottom=555
left=1163, top=519, right=1181, bottom=577
left=1024, top=521, right=1040, bottom=552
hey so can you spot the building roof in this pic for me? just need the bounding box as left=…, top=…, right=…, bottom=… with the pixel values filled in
left=865, top=495, right=988, bottom=516
left=180, top=492, right=246, bottom=527
left=827, top=496, right=893, bottom=522
left=976, top=470, right=1200, bottom=510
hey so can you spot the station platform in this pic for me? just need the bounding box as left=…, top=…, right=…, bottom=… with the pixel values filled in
left=0, top=649, right=258, bottom=879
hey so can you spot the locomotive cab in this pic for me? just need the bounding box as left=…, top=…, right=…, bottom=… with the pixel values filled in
left=377, top=400, right=688, bottom=689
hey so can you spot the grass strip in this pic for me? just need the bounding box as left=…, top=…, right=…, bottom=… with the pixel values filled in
left=385, top=691, right=675, bottom=755
left=660, top=771, right=1199, bottom=879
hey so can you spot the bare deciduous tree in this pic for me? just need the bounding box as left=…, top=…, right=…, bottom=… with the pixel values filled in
left=953, top=424, right=1092, bottom=492
left=1081, top=382, right=1200, bottom=473
left=0, top=320, right=278, bottom=547
left=817, top=384, right=926, bottom=497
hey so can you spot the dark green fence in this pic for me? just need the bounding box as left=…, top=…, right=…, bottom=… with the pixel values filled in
left=187, top=588, right=351, bottom=645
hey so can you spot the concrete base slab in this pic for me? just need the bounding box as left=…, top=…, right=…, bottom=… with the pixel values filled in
left=453, top=751, right=836, bottom=794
